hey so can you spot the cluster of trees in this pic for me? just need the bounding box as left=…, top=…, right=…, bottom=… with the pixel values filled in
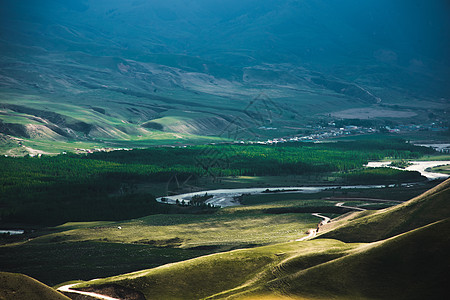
left=389, top=160, right=413, bottom=169
left=84, top=139, right=433, bottom=178
left=175, top=198, right=217, bottom=209
left=343, top=167, right=424, bottom=184
left=189, top=193, right=213, bottom=205
left=0, top=138, right=433, bottom=225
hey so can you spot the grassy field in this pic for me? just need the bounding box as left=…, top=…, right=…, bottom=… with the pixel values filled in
left=33, top=212, right=318, bottom=249
left=0, top=206, right=318, bottom=285
left=0, top=241, right=213, bottom=286
left=73, top=239, right=363, bottom=300
left=65, top=179, right=450, bottom=300
left=0, top=193, right=321, bottom=285
left=256, top=218, right=450, bottom=300
left=417, top=154, right=450, bottom=161
left=0, top=182, right=437, bottom=287
left=69, top=219, right=450, bottom=300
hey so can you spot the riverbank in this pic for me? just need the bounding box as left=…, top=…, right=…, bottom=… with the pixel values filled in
left=366, top=160, right=450, bottom=180
left=157, top=183, right=422, bottom=208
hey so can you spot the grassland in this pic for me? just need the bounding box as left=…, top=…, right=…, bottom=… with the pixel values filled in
left=68, top=219, right=449, bottom=300
left=32, top=213, right=318, bottom=249
left=64, top=179, right=450, bottom=300
left=0, top=183, right=436, bottom=287
left=255, top=218, right=450, bottom=300
left=0, top=203, right=318, bottom=285
left=417, top=154, right=450, bottom=161
left=73, top=239, right=363, bottom=300
left=0, top=139, right=445, bottom=296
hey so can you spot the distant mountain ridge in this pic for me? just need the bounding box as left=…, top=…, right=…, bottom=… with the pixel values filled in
left=0, top=0, right=449, bottom=153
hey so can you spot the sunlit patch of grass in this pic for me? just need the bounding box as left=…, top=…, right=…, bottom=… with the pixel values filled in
left=35, top=213, right=319, bottom=249
left=74, top=239, right=362, bottom=300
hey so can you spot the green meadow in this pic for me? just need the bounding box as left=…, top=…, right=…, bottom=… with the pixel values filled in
left=65, top=179, right=450, bottom=300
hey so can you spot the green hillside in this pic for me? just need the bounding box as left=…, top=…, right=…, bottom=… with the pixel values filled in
left=65, top=179, right=450, bottom=300
left=0, top=272, right=69, bottom=300
left=1, top=1, right=449, bottom=155
left=318, top=178, right=450, bottom=242
left=258, top=218, right=450, bottom=300
left=72, top=239, right=363, bottom=300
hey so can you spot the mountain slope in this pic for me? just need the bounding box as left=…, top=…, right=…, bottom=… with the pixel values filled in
left=70, top=239, right=361, bottom=300
left=317, top=178, right=450, bottom=242
left=258, top=218, right=450, bottom=300
left=1, top=0, right=449, bottom=153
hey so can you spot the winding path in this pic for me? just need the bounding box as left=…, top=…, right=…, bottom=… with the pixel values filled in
left=296, top=213, right=331, bottom=241
left=312, top=213, right=331, bottom=225
left=57, top=283, right=120, bottom=300
left=297, top=202, right=367, bottom=241
left=335, top=202, right=367, bottom=211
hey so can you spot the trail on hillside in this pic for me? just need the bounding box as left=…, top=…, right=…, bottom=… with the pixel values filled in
left=335, top=202, right=367, bottom=211
left=296, top=213, right=331, bottom=241
left=296, top=203, right=367, bottom=241
left=57, top=283, right=120, bottom=300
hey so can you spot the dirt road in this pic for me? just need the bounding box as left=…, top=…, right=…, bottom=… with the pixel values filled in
left=57, top=283, right=120, bottom=300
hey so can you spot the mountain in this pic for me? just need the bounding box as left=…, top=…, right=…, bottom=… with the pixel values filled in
left=1, top=0, right=449, bottom=154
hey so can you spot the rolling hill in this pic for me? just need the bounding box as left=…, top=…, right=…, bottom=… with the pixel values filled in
left=256, top=218, right=450, bottom=300
left=62, top=178, right=450, bottom=299
left=317, top=177, right=450, bottom=242
left=0, top=272, right=69, bottom=300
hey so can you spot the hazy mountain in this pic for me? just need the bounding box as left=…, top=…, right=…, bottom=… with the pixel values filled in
left=0, top=0, right=449, bottom=153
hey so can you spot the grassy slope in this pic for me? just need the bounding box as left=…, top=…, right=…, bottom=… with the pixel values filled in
left=0, top=205, right=319, bottom=285
left=318, top=178, right=450, bottom=242
left=257, top=218, right=450, bottom=300
left=429, top=164, right=450, bottom=175
left=74, top=239, right=361, bottom=300
left=0, top=96, right=228, bottom=155
left=0, top=272, right=69, bottom=300
left=71, top=219, right=450, bottom=300
left=69, top=179, right=450, bottom=299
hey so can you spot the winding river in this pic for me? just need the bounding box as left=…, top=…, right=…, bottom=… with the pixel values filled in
left=156, top=183, right=413, bottom=208
left=157, top=160, right=449, bottom=208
